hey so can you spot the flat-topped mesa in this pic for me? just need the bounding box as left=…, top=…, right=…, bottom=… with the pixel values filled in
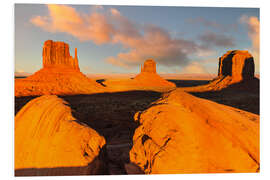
left=218, top=50, right=255, bottom=83
left=141, top=59, right=156, bottom=73
left=42, top=40, right=79, bottom=71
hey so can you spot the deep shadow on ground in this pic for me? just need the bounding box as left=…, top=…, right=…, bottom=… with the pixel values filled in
left=15, top=90, right=161, bottom=175
left=168, top=79, right=210, bottom=87
left=168, top=79, right=259, bottom=115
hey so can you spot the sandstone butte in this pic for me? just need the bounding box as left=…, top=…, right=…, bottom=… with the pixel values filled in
left=181, top=50, right=258, bottom=92
left=104, top=59, right=176, bottom=92
left=15, top=40, right=105, bottom=97
left=15, top=95, right=106, bottom=176
left=127, top=89, right=259, bottom=174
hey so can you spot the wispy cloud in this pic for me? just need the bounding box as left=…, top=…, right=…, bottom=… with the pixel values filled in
left=186, top=17, right=238, bottom=32
left=240, top=15, right=260, bottom=72
left=181, top=62, right=207, bottom=74
left=30, top=5, right=215, bottom=69
left=199, top=31, right=235, bottom=47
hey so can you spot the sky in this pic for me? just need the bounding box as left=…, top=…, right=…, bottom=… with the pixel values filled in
left=15, top=4, right=260, bottom=75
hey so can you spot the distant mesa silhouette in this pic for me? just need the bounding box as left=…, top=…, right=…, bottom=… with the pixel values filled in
left=15, top=95, right=107, bottom=176
left=15, top=40, right=105, bottom=97
left=129, top=89, right=259, bottom=174
left=182, top=50, right=258, bottom=92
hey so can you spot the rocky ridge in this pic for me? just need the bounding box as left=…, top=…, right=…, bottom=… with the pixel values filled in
left=128, top=89, right=259, bottom=174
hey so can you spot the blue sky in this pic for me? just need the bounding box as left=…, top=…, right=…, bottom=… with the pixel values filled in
left=15, top=4, right=260, bottom=74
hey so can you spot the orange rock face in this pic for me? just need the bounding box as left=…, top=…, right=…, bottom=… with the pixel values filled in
left=181, top=50, right=258, bottom=92
left=43, top=40, right=79, bottom=70
left=218, top=50, right=254, bottom=83
left=104, top=59, right=175, bottom=92
left=141, top=59, right=156, bottom=73
left=129, top=89, right=259, bottom=174
left=15, top=95, right=106, bottom=176
left=15, top=40, right=105, bottom=97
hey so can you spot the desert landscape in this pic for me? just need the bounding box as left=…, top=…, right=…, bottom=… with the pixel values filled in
left=14, top=4, right=259, bottom=176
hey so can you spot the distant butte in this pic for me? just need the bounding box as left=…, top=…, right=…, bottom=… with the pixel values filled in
left=103, top=59, right=176, bottom=92
left=133, top=59, right=176, bottom=88
left=182, top=50, right=259, bottom=92
left=15, top=40, right=105, bottom=97
left=140, top=59, right=156, bottom=73
left=218, top=50, right=255, bottom=83
left=42, top=40, right=79, bottom=70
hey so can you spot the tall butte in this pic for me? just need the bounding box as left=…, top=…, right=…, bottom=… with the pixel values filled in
left=182, top=50, right=259, bottom=92
left=42, top=40, right=79, bottom=70
left=15, top=40, right=105, bottom=97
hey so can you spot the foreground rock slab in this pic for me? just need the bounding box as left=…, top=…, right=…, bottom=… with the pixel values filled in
left=15, top=95, right=106, bottom=176
left=129, top=89, right=259, bottom=174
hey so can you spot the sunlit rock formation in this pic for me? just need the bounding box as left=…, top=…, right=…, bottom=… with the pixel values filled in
left=104, top=59, right=176, bottom=92
left=15, top=40, right=105, bottom=97
left=133, top=59, right=175, bottom=87
left=218, top=50, right=254, bottom=83
left=182, top=50, right=258, bottom=92
left=42, top=40, right=79, bottom=70
left=128, top=89, right=259, bottom=174
left=15, top=95, right=106, bottom=176
left=140, top=59, right=156, bottom=73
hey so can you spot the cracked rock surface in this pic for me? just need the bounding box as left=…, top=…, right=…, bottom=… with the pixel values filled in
left=129, top=89, right=259, bottom=174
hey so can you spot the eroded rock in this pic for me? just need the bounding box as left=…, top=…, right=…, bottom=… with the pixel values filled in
left=218, top=50, right=254, bottom=82
left=43, top=40, right=79, bottom=70
left=141, top=59, right=156, bottom=73
left=15, top=40, right=105, bottom=97
left=129, top=89, right=259, bottom=174
left=15, top=95, right=107, bottom=176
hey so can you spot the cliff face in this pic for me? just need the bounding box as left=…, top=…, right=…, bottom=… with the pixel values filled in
left=181, top=50, right=258, bottom=92
left=42, top=40, right=79, bottom=70
left=15, top=95, right=106, bottom=176
left=134, top=59, right=176, bottom=88
left=141, top=59, right=156, bottom=73
left=218, top=50, right=254, bottom=83
left=128, top=89, right=259, bottom=174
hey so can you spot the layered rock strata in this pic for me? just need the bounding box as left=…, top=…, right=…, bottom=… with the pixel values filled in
left=15, top=95, right=106, bottom=176
left=128, top=89, right=259, bottom=174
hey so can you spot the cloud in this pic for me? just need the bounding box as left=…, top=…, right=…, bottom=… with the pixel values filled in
left=240, top=15, right=260, bottom=72
left=240, top=15, right=259, bottom=51
left=30, top=4, right=115, bottom=44
left=186, top=17, right=238, bottom=32
left=199, top=31, right=235, bottom=47
left=31, top=4, right=214, bottom=69
left=181, top=62, right=207, bottom=74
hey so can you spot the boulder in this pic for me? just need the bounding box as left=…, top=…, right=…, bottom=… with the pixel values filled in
left=15, top=95, right=107, bottom=176
left=129, top=89, right=259, bottom=174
